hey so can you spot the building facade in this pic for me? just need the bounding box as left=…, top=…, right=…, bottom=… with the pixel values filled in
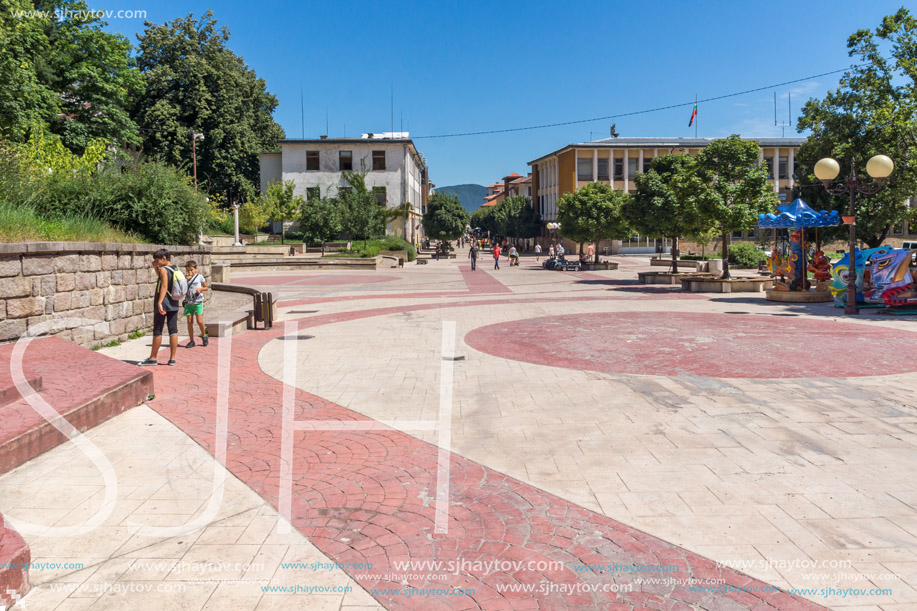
left=259, top=133, right=431, bottom=244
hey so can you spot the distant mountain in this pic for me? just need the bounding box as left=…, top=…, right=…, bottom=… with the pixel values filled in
left=435, top=184, right=487, bottom=214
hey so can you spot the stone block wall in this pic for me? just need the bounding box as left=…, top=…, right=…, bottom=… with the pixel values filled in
left=0, top=242, right=211, bottom=347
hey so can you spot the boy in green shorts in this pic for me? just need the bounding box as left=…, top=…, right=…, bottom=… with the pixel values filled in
left=183, top=260, right=208, bottom=347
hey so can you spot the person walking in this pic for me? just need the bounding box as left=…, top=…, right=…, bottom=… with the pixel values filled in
left=468, top=242, right=479, bottom=271
left=535, top=243, right=542, bottom=262
left=587, top=243, right=595, bottom=261
left=493, top=244, right=501, bottom=270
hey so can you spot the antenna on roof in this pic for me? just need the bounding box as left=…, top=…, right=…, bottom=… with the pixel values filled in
left=300, top=82, right=305, bottom=139
left=775, top=92, right=790, bottom=137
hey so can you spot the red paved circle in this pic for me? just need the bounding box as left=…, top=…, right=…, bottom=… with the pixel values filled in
left=465, top=311, right=917, bottom=379
left=232, top=274, right=397, bottom=286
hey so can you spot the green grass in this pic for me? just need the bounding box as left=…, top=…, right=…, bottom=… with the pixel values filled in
left=329, top=237, right=416, bottom=261
left=0, top=200, right=142, bottom=243
left=127, top=330, right=145, bottom=340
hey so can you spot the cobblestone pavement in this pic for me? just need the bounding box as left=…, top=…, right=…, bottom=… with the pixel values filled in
left=4, top=254, right=917, bottom=610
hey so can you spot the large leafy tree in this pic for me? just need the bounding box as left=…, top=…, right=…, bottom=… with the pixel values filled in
left=689, top=135, right=777, bottom=279
left=0, top=0, right=141, bottom=151
left=627, top=154, right=701, bottom=271
left=471, top=206, right=497, bottom=236
left=796, top=7, right=917, bottom=248
left=132, top=11, right=285, bottom=197
left=493, top=195, right=540, bottom=239
left=339, top=171, right=383, bottom=248
left=423, top=192, right=470, bottom=241
left=263, top=180, right=303, bottom=244
left=300, top=197, right=342, bottom=245
left=557, top=182, right=631, bottom=256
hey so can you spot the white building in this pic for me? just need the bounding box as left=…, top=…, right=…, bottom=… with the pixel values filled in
left=259, top=133, right=431, bottom=244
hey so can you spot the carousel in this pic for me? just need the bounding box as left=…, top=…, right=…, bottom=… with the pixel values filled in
left=758, top=198, right=839, bottom=303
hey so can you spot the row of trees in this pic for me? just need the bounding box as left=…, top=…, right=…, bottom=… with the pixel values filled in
left=556, top=135, right=777, bottom=278
left=470, top=196, right=540, bottom=240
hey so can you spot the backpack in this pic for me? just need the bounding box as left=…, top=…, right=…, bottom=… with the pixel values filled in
left=165, top=265, right=188, bottom=302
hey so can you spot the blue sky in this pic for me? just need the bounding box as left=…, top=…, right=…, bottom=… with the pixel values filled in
left=100, top=0, right=908, bottom=187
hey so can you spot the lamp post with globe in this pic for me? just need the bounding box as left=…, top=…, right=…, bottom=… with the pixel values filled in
left=813, top=155, right=894, bottom=315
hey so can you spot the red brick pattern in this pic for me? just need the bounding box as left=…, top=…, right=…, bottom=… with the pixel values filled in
left=465, top=311, right=917, bottom=379
left=144, top=307, right=827, bottom=611
left=0, top=512, right=30, bottom=611
left=0, top=337, right=153, bottom=475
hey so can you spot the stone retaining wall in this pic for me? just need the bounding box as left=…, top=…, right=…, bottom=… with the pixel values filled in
left=0, top=242, right=211, bottom=347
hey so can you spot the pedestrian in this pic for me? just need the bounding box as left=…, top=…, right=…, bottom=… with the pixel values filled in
left=138, top=249, right=185, bottom=366
left=469, top=242, right=479, bottom=271
left=493, top=243, right=501, bottom=270
left=535, top=243, right=542, bottom=262
left=509, top=244, right=518, bottom=266
left=549, top=244, right=555, bottom=259
left=587, top=243, right=595, bottom=260
left=556, top=242, right=565, bottom=259
left=183, top=260, right=208, bottom=347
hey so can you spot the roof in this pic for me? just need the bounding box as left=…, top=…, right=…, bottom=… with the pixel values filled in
left=503, top=172, right=522, bottom=179
left=486, top=182, right=504, bottom=189
left=508, top=175, right=531, bottom=184
left=528, top=136, right=808, bottom=166
left=481, top=201, right=498, bottom=207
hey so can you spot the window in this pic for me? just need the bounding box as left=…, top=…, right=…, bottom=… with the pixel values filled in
left=732, top=231, right=743, bottom=239
left=613, top=158, right=624, bottom=180
left=373, top=186, right=387, bottom=206
left=894, top=223, right=904, bottom=235
left=577, top=157, right=593, bottom=181
left=627, top=158, right=639, bottom=181
left=643, top=159, right=652, bottom=173
left=307, top=187, right=320, bottom=201
left=747, top=228, right=757, bottom=238
left=306, top=151, right=319, bottom=171
left=338, top=186, right=352, bottom=197
left=763, top=157, right=774, bottom=179
left=372, top=150, right=386, bottom=171
left=339, top=151, right=353, bottom=171
left=597, top=159, right=610, bottom=181
left=778, top=156, right=788, bottom=179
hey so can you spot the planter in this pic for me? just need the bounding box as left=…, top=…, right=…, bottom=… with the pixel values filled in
left=584, top=262, right=619, bottom=271
left=765, top=289, right=834, bottom=303
left=680, top=277, right=767, bottom=293
left=638, top=271, right=716, bottom=285
left=649, top=258, right=703, bottom=270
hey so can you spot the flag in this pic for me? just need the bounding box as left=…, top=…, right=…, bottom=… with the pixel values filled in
left=688, top=104, right=697, bottom=127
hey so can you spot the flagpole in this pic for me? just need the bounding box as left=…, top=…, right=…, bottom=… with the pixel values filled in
left=695, top=94, right=698, bottom=138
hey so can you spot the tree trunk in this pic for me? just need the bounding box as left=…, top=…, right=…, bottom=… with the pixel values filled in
left=594, top=231, right=600, bottom=264
left=281, top=219, right=285, bottom=245
left=721, top=232, right=730, bottom=279
left=671, top=236, right=679, bottom=274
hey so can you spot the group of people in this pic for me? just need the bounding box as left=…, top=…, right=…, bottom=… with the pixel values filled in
left=466, top=239, right=522, bottom=270
left=138, top=249, right=210, bottom=367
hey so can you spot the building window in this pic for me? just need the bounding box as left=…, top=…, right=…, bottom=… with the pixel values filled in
left=339, top=151, right=353, bottom=171
left=577, top=157, right=593, bottom=181
left=373, top=186, right=387, bottom=206
left=627, top=158, right=639, bottom=181
left=338, top=186, right=352, bottom=197
left=597, top=159, right=609, bottom=181
left=372, top=150, right=386, bottom=171
left=306, top=151, right=319, bottom=171
left=643, top=159, right=652, bottom=173
left=747, top=228, right=757, bottom=238
left=894, top=223, right=904, bottom=235
left=763, top=157, right=774, bottom=179
left=779, top=156, right=789, bottom=179
left=732, top=231, right=743, bottom=239
left=613, top=158, right=624, bottom=180
left=307, top=187, right=320, bottom=201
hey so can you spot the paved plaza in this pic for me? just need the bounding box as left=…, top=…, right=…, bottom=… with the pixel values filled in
left=2, top=251, right=917, bottom=610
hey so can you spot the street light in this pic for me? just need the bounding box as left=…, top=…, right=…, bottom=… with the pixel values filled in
left=191, top=129, right=205, bottom=191
left=814, top=154, right=894, bottom=315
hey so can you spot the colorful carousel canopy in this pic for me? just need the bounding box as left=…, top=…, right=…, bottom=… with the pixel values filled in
left=757, top=198, right=840, bottom=229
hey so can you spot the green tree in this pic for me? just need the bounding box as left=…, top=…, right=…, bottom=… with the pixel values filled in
left=557, top=182, right=631, bottom=258
left=627, top=154, right=701, bottom=271
left=423, top=192, right=470, bottom=242
left=493, top=196, right=539, bottom=239
left=689, top=135, right=777, bottom=279
left=796, top=8, right=917, bottom=248
left=0, top=0, right=141, bottom=151
left=132, top=11, right=285, bottom=197
left=238, top=199, right=270, bottom=234
left=339, top=171, right=382, bottom=248
left=300, top=197, right=342, bottom=245
left=263, top=180, right=303, bottom=244
left=471, top=206, right=497, bottom=236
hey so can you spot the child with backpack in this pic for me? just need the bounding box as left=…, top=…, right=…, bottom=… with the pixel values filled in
left=183, top=260, right=208, bottom=347
left=138, top=249, right=187, bottom=366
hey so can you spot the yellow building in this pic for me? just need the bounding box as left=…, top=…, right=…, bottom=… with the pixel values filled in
left=529, top=136, right=805, bottom=224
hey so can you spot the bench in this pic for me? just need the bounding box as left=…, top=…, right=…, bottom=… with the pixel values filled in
left=209, top=284, right=277, bottom=336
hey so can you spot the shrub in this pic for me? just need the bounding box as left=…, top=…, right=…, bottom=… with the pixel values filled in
left=728, top=242, right=767, bottom=268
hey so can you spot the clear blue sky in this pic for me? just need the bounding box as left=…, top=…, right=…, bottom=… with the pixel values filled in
left=101, top=0, right=908, bottom=187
